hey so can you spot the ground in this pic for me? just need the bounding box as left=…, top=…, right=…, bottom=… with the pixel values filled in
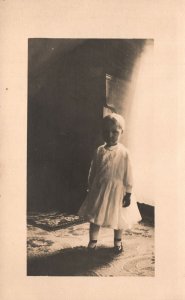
left=27, top=212, right=155, bottom=276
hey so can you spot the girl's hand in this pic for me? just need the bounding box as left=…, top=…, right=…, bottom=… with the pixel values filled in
left=122, top=193, right=131, bottom=207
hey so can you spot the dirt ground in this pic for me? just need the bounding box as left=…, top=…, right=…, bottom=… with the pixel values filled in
left=27, top=214, right=155, bottom=277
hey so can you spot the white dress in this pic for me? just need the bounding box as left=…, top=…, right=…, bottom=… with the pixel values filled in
left=78, top=143, right=141, bottom=230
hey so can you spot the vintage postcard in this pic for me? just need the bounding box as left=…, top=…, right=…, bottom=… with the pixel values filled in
left=1, top=1, right=185, bottom=299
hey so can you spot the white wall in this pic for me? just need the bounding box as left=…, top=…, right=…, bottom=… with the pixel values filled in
left=123, top=40, right=177, bottom=206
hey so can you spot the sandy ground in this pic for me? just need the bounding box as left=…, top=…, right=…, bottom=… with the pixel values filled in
left=27, top=218, right=155, bottom=277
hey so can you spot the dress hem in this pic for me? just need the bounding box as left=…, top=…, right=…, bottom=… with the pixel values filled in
left=78, top=213, right=140, bottom=230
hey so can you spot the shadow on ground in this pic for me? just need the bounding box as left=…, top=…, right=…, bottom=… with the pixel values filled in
left=27, top=246, right=116, bottom=276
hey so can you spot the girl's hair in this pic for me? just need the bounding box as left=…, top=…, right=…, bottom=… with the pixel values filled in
left=103, top=113, right=125, bottom=130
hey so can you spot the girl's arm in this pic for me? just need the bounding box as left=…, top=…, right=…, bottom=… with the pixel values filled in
left=87, top=150, right=97, bottom=190
left=124, top=151, right=133, bottom=193
left=123, top=151, right=133, bottom=207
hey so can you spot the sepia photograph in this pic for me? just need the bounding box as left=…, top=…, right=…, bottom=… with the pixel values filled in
left=1, top=0, right=184, bottom=299
left=27, top=38, right=155, bottom=276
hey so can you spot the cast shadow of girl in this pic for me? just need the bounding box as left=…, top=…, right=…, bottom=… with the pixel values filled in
left=27, top=246, right=117, bottom=276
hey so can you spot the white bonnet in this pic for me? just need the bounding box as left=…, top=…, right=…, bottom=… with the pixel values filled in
left=109, top=113, right=125, bottom=130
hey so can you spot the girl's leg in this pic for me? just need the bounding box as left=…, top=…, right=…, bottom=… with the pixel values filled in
left=88, top=222, right=100, bottom=248
left=114, top=229, right=123, bottom=242
left=114, top=229, right=123, bottom=253
left=114, top=229, right=123, bottom=245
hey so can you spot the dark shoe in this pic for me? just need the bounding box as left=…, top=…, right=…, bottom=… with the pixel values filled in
left=87, top=240, right=97, bottom=252
left=114, top=242, right=123, bottom=255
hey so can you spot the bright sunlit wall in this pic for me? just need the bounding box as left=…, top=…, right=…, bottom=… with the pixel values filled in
left=122, top=39, right=177, bottom=207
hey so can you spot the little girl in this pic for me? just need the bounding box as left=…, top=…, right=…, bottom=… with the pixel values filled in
left=78, top=113, right=141, bottom=254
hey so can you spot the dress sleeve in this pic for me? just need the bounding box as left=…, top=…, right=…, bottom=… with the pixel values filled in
left=88, top=149, right=98, bottom=189
left=123, top=151, right=133, bottom=193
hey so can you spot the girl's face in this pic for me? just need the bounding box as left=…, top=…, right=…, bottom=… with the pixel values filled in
left=102, top=121, right=123, bottom=146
